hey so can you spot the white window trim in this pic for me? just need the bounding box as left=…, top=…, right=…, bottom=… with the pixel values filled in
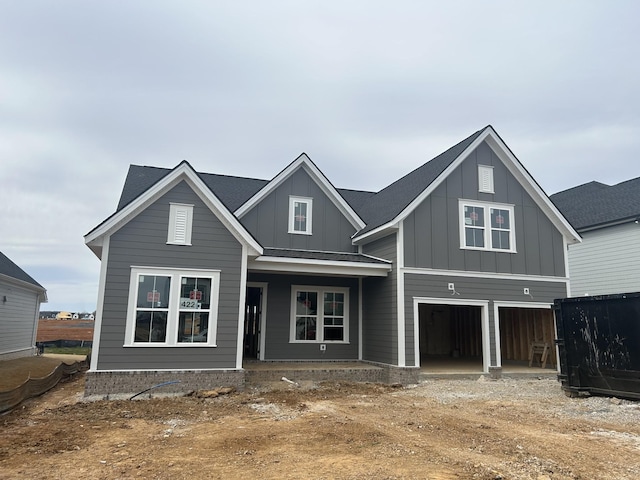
left=288, top=196, right=313, bottom=235
left=459, top=199, right=516, bottom=253
left=478, top=165, right=495, bottom=193
left=289, top=285, right=349, bottom=343
left=124, top=266, right=220, bottom=347
left=167, top=203, right=193, bottom=245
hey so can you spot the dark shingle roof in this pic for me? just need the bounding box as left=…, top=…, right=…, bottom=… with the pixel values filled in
left=115, top=127, right=488, bottom=237
left=0, top=251, right=44, bottom=289
left=262, top=248, right=390, bottom=264
left=354, top=127, right=487, bottom=235
left=117, top=165, right=269, bottom=212
left=117, top=164, right=377, bottom=217
left=550, top=178, right=640, bottom=230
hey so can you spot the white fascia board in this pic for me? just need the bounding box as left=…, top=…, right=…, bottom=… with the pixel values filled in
left=402, top=266, right=570, bottom=284
left=482, top=129, right=581, bottom=245
left=234, top=154, right=366, bottom=230
left=84, top=162, right=263, bottom=256
left=249, top=256, right=391, bottom=277
left=351, top=222, right=399, bottom=245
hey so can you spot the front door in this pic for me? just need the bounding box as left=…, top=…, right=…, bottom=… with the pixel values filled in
left=244, top=286, right=262, bottom=358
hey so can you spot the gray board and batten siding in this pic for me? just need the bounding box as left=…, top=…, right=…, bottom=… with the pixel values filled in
left=403, top=141, right=566, bottom=277
left=403, top=274, right=569, bottom=367
left=97, top=181, right=244, bottom=371
left=239, top=168, right=358, bottom=253
left=361, top=233, right=399, bottom=365
left=247, top=273, right=359, bottom=361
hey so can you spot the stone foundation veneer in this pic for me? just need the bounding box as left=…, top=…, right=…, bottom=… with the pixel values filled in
left=385, top=365, right=420, bottom=385
left=85, top=364, right=421, bottom=397
left=84, top=369, right=245, bottom=397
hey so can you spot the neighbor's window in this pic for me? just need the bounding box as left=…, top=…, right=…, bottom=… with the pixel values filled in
left=459, top=200, right=515, bottom=253
left=125, top=267, right=220, bottom=346
left=167, top=203, right=193, bottom=245
left=288, top=196, right=313, bottom=235
left=290, top=286, right=348, bottom=343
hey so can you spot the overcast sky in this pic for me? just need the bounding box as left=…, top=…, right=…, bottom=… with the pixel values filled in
left=1, top=1, right=639, bottom=312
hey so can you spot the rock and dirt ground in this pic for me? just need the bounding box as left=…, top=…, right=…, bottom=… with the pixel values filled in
left=1, top=372, right=639, bottom=480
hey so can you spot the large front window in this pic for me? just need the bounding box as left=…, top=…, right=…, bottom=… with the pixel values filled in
left=459, top=200, right=516, bottom=253
left=290, top=286, right=348, bottom=343
left=125, top=267, right=220, bottom=346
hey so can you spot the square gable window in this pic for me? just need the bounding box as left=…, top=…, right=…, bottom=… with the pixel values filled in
left=459, top=200, right=516, bottom=253
left=288, top=196, right=313, bottom=235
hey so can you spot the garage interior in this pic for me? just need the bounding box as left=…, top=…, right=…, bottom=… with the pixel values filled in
left=499, top=307, right=556, bottom=371
left=418, top=304, right=484, bottom=372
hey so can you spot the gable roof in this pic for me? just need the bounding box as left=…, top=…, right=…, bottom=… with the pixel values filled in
left=0, top=251, right=47, bottom=298
left=550, top=177, right=640, bottom=231
left=234, top=153, right=366, bottom=230
left=117, top=164, right=375, bottom=223
left=352, top=125, right=581, bottom=245
left=93, top=125, right=580, bottom=257
left=85, top=161, right=263, bottom=258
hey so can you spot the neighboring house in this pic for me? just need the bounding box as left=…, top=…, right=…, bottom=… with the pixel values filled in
left=0, top=251, right=47, bottom=360
left=56, top=311, right=72, bottom=320
left=551, top=177, right=640, bottom=296
left=84, top=125, right=580, bottom=395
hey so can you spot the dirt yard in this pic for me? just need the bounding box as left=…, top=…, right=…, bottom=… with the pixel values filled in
left=36, top=319, right=94, bottom=343
left=1, top=374, right=639, bottom=480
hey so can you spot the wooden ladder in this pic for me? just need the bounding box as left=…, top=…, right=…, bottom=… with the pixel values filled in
left=528, top=341, right=550, bottom=369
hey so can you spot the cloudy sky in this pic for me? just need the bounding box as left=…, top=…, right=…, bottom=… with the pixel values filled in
left=1, top=1, right=639, bottom=312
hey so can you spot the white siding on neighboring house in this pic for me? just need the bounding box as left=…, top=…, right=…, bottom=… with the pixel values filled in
left=0, top=280, right=41, bottom=359
left=568, top=222, right=640, bottom=296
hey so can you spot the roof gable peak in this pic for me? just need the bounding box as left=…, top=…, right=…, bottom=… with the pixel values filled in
left=234, top=153, right=366, bottom=230
left=353, top=125, right=580, bottom=245
left=85, top=160, right=263, bottom=258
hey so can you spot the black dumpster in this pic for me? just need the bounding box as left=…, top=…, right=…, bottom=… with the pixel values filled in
left=554, top=292, right=640, bottom=400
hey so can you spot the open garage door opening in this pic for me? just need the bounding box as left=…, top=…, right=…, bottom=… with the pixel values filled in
left=498, top=307, right=557, bottom=372
left=418, top=304, right=484, bottom=373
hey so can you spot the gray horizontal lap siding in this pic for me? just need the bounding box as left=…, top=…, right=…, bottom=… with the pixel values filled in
left=248, top=273, right=359, bottom=361
left=240, top=168, right=358, bottom=253
left=403, top=273, right=568, bottom=366
left=0, top=280, right=39, bottom=357
left=97, top=181, right=243, bottom=371
left=361, top=233, right=398, bottom=365
left=403, top=141, right=566, bottom=277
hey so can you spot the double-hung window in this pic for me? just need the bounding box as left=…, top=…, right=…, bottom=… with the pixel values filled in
left=288, top=196, right=313, bottom=235
left=290, top=286, right=348, bottom=343
left=459, top=200, right=516, bottom=253
left=125, top=267, right=220, bottom=346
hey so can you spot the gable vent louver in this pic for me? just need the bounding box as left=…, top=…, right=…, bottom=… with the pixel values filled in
left=478, top=165, right=494, bottom=194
